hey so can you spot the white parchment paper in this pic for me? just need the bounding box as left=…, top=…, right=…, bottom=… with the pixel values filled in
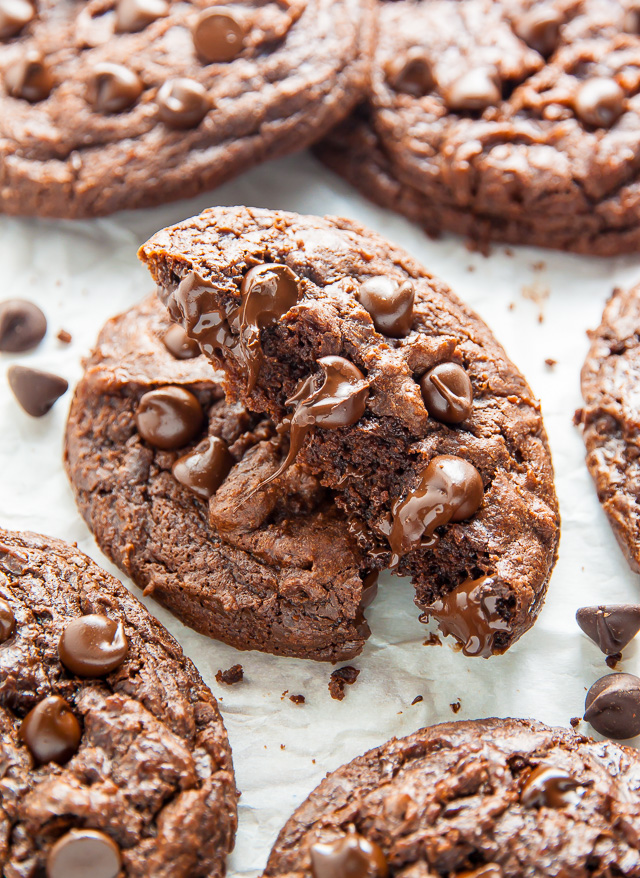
left=2, top=151, right=640, bottom=877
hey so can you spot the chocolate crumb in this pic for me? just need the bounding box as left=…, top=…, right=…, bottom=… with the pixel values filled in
left=215, top=664, right=244, bottom=685
left=531, top=261, right=546, bottom=272
left=329, top=666, right=360, bottom=701
left=606, top=653, right=622, bottom=669
left=281, top=690, right=289, bottom=699
left=570, top=716, right=581, bottom=728
left=508, top=302, right=515, bottom=311
left=411, top=695, right=423, bottom=705
left=545, top=358, right=557, bottom=368
left=504, top=247, right=514, bottom=257
left=450, top=700, right=461, bottom=714
left=466, top=265, right=475, bottom=272
left=57, top=329, right=72, bottom=344
left=423, top=632, right=442, bottom=647
left=289, top=694, right=305, bottom=704
left=280, top=744, right=285, bottom=750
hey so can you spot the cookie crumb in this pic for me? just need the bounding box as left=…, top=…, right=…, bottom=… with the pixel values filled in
left=466, top=264, right=476, bottom=272
left=531, top=260, right=546, bottom=272
left=570, top=716, right=581, bottom=728
left=216, top=664, right=243, bottom=685
left=329, top=666, right=360, bottom=701
left=606, top=653, right=622, bottom=670
left=289, top=694, right=305, bottom=704
left=450, top=700, right=461, bottom=714
left=522, top=281, right=549, bottom=323
left=280, top=744, right=285, bottom=750
left=57, top=329, right=72, bottom=344
left=508, top=302, right=515, bottom=311
left=411, top=695, right=423, bottom=705
left=423, top=632, right=442, bottom=647
left=545, top=358, right=557, bottom=368
left=504, top=247, right=514, bottom=257
left=281, top=690, right=289, bottom=699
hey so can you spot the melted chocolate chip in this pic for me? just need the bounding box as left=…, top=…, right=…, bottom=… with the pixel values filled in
left=360, top=571, right=379, bottom=609
left=576, top=604, right=640, bottom=656
left=172, top=435, right=233, bottom=500
left=444, top=67, right=500, bottom=111
left=47, top=829, right=121, bottom=878
left=58, top=614, right=128, bottom=677
left=89, top=63, right=142, bottom=113
left=388, top=455, right=483, bottom=560
left=162, top=323, right=201, bottom=360
left=193, top=7, right=247, bottom=63
left=7, top=365, right=68, bottom=417
left=19, top=695, right=81, bottom=765
left=386, top=50, right=434, bottom=97
left=574, top=77, right=625, bottom=128
left=515, top=7, right=563, bottom=56
left=135, top=386, right=203, bottom=450
left=357, top=276, right=415, bottom=337
left=157, top=78, right=210, bottom=128
left=0, top=0, right=34, bottom=40
left=310, top=832, right=388, bottom=878
left=115, top=0, right=168, bottom=32
left=421, top=575, right=509, bottom=658
left=584, top=672, right=640, bottom=739
left=238, top=263, right=301, bottom=391
left=0, top=598, right=15, bottom=642
left=520, top=765, right=584, bottom=808
left=420, top=362, right=473, bottom=424
left=6, top=50, right=53, bottom=102
left=170, top=271, right=235, bottom=359
left=255, top=356, right=369, bottom=492
left=0, top=298, right=46, bottom=352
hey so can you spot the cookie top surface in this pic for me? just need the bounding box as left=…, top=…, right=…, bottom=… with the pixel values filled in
left=263, top=717, right=640, bottom=877
left=0, top=0, right=373, bottom=217
left=140, top=206, right=560, bottom=657
left=320, top=0, right=640, bottom=255
left=0, top=526, right=236, bottom=878
left=64, top=294, right=370, bottom=663
left=578, top=283, right=640, bottom=573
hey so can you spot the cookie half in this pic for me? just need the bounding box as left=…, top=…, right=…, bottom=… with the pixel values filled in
left=0, top=0, right=373, bottom=217
left=317, top=0, right=640, bottom=256
left=64, top=295, right=371, bottom=662
left=578, top=284, right=640, bottom=573
left=140, top=206, right=560, bottom=657
left=0, top=527, right=236, bottom=878
left=263, top=717, right=640, bottom=877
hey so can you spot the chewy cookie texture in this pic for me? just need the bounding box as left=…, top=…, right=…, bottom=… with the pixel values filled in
left=140, top=206, right=560, bottom=657
left=317, top=0, right=640, bottom=256
left=0, top=527, right=236, bottom=878
left=263, top=718, right=640, bottom=877
left=64, top=295, right=372, bottom=662
left=0, top=0, right=373, bottom=217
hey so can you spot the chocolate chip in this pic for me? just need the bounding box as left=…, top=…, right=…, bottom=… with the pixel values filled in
left=574, top=77, right=625, bottom=128
left=0, top=0, right=34, bottom=40
left=215, top=664, right=244, bottom=685
left=157, top=78, right=210, bottom=129
left=19, top=695, right=81, bottom=765
left=328, top=666, right=360, bottom=701
left=520, top=765, right=584, bottom=808
left=172, top=435, right=233, bottom=500
left=584, top=673, right=640, bottom=739
left=162, top=323, right=201, bottom=359
left=420, top=362, right=473, bottom=424
left=357, top=276, right=415, bottom=337
left=58, top=614, right=128, bottom=677
left=444, top=67, right=500, bottom=111
left=88, top=63, right=142, bottom=113
left=514, top=7, right=563, bottom=56
left=386, top=50, right=434, bottom=97
left=289, top=694, right=305, bottom=704
left=47, top=829, right=121, bottom=878
left=0, top=598, right=15, bottom=642
left=310, top=831, right=388, bottom=878
left=135, top=386, right=203, bottom=449
left=576, top=604, right=640, bottom=655
left=7, top=365, right=68, bottom=417
left=6, top=50, right=53, bottom=102
left=115, top=0, right=168, bottom=33
left=193, top=7, right=247, bottom=63
left=0, top=298, right=46, bottom=352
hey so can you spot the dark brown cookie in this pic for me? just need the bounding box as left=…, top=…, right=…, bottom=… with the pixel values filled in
left=64, top=295, right=372, bottom=662
left=316, top=0, right=640, bottom=256
left=263, top=717, right=640, bottom=878
left=577, top=284, right=640, bottom=572
left=0, top=0, right=373, bottom=218
left=139, top=206, right=560, bottom=657
left=0, top=527, right=236, bottom=878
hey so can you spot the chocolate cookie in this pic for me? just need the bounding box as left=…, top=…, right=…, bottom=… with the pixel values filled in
left=0, top=526, right=236, bottom=878
left=316, top=0, right=640, bottom=256
left=577, top=284, right=640, bottom=573
left=140, top=206, right=560, bottom=657
left=263, top=717, right=640, bottom=877
left=0, top=0, right=373, bottom=218
left=64, top=295, right=372, bottom=662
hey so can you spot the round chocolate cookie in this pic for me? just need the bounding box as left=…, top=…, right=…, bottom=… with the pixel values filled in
left=0, top=527, right=236, bottom=878
left=263, top=717, right=640, bottom=877
left=0, top=0, right=373, bottom=218
left=577, top=283, right=640, bottom=573
left=317, top=0, right=640, bottom=256
left=64, top=295, right=372, bottom=662
left=140, top=206, right=560, bottom=657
